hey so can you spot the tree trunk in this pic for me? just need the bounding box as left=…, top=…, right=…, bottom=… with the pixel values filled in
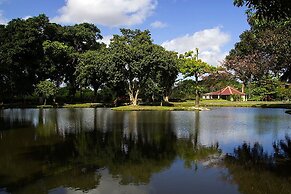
left=195, top=89, right=199, bottom=108
left=195, top=74, right=199, bottom=108
left=163, top=96, right=169, bottom=102
left=241, top=82, right=245, bottom=93
left=93, top=88, right=97, bottom=102
left=44, top=98, right=47, bottom=105
left=133, top=90, right=139, bottom=106
left=129, top=89, right=139, bottom=106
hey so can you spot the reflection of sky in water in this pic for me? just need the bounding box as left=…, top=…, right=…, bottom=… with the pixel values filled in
left=172, top=108, right=291, bottom=153
left=1, top=107, right=291, bottom=194
left=199, top=108, right=291, bottom=153
left=1, top=107, right=290, bottom=154
left=47, top=161, right=238, bottom=194
left=53, top=169, right=150, bottom=194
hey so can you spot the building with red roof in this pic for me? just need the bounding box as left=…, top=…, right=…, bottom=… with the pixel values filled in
left=202, top=86, right=246, bottom=101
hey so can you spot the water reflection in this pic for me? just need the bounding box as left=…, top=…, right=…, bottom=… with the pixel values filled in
left=225, top=137, right=291, bottom=194
left=0, top=109, right=223, bottom=194
left=0, top=108, right=290, bottom=194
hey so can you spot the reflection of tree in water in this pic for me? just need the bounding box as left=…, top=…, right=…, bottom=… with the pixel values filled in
left=177, top=111, right=220, bottom=169
left=0, top=109, right=220, bottom=193
left=225, top=136, right=291, bottom=194
left=0, top=109, right=38, bottom=130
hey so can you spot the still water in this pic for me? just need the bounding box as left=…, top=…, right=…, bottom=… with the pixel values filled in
left=0, top=108, right=290, bottom=194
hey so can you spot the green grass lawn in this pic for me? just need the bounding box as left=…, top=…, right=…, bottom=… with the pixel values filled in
left=3, top=100, right=290, bottom=111
left=199, top=100, right=291, bottom=108
left=111, top=105, right=208, bottom=111
left=112, top=100, right=291, bottom=111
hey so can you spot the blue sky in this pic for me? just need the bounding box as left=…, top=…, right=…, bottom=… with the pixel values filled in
left=0, top=0, right=249, bottom=66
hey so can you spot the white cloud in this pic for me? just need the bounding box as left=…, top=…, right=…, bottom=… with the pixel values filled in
left=150, top=20, right=167, bottom=28
left=161, top=27, right=231, bottom=66
left=52, top=0, right=157, bottom=27
left=23, top=16, right=32, bottom=20
left=0, top=11, right=7, bottom=25
left=97, top=35, right=113, bottom=46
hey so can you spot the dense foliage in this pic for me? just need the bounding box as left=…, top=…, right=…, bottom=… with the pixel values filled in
left=179, top=49, right=215, bottom=106
left=35, top=80, right=58, bottom=105
left=234, top=0, right=291, bottom=21
left=224, top=0, right=291, bottom=101
left=0, top=15, right=179, bottom=105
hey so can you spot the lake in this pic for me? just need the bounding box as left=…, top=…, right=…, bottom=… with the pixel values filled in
left=0, top=108, right=291, bottom=194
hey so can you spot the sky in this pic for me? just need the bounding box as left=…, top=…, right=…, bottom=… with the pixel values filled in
left=0, top=0, right=250, bottom=66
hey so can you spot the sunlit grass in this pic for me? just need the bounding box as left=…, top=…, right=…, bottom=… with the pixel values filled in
left=62, top=103, right=103, bottom=108
left=112, top=100, right=291, bottom=111
left=112, top=105, right=200, bottom=111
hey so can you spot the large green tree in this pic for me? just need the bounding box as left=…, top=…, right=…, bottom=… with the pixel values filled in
left=0, top=14, right=50, bottom=98
left=42, top=40, right=74, bottom=86
left=60, top=23, right=103, bottom=98
left=225, top=0, right=291, bottom=91
left=154, top=45, right=179, bottom=102
left=179, top=49, right=215, bottom=107
left=76, top=48, right=110, bottom=100
left=109, top=29, right=160, bottom=106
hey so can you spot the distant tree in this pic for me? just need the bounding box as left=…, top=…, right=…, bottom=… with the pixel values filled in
left=248, top=76, right=281, bottom=101
left=179, top=49, right=215, bottom=107
left=35, top=80, right=58, bottom=105
left=201, top=67, right=240, bottom=92
left=171, top=80, right=197, bottom=100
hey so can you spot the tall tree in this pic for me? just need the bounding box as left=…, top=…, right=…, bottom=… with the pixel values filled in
left=42, top=40, right=74, bottom=86
left=76, top=48, right=110, bottom=100
left=154, top=45, right=179, bottom=102
left=226, top=1, right=291, bottom=85
left=109, top=29, right=157, bottom=106
left=60, top=23, right=103, bottom=98
left=179, top=49, right=215, bottom=107
left=0, top=14, right=50, bottom=97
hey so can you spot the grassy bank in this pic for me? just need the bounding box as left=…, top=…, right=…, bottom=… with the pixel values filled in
left=111, top=105, right=209, bottom=111
left=1, top=102, right=114, bottom=109
left=112, top=100, right=291, bottom=111
left=194, top=100, right=291, bottom=108
left=2, top=100, right=291, bottom=111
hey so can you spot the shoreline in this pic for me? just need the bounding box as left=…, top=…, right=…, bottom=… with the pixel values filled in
left=1, top=101, right=291, bottom=111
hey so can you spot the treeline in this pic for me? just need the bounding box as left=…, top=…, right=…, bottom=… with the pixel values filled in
left=1, top=5, right=291, bottom=106
left=224, top=0, right=291, bottom=100
left=0, top=14, right=178, bottom=105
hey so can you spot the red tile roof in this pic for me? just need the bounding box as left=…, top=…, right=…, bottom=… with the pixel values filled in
left=207, top=86, right=245, bottom=96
